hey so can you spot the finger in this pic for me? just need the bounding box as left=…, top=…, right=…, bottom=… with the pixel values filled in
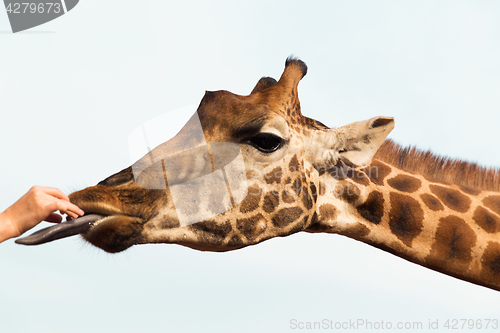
left=65, top=203, right=85, bottom=217
left=39, top=187, right=71, bottom=202
left=66, top=210, right=79, bottom=219
left=53, top=200, right=85, bottom=217
left=44, top=212, right=63, bottom=223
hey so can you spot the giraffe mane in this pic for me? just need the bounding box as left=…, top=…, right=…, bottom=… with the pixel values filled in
left=374, top=139, right=500, bottom=192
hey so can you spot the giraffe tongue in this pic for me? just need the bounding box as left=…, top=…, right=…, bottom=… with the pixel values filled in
left=14, top=214, right=105, bottom=246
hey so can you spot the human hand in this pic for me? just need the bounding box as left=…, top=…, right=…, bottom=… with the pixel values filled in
left=0, top=186, right=84, bottom=243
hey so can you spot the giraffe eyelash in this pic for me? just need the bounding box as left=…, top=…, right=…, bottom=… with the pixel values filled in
left=245, top=132, right=285, bottom=154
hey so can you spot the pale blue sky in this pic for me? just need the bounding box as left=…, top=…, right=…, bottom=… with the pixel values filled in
left=1, top=1, right=500, bottom=332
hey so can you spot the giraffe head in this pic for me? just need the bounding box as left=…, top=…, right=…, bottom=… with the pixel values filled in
left=17, top=58, right=394, bottom=253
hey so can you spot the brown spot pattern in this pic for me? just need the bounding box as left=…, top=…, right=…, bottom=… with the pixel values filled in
left=429, top=185, right=471, bottom=213
left=227, top=234, right=243, bottom=247
left=265, top=167, right=282, bottom=184
left=484, top=196, right=500, bottom=216
left=291, top=215, right=310, bottom=233
left=426, top=216, right=476, bottom=273
left=317, top=166, right=327, bottom=177
left=189, top=220, right=232, bottom=246
left=346, top=169, right=370, bottom=186
left=239, top=189, right=261, bottom=213
left=301, top=185, right=313, bottom=210
left=305, top=223, right=328, bottom=233
left=420, top=193, right=444, bottom=211
left=387, top=174, right=422, bottom=193
left=247, top=185, right=262, bottom=196
left=388, top=192, right=424, bottom=247
left=319, top=203, right=338, bottom=221
left=318, top=165, right=350, bottom=180
left=480, top=242, right=500, bottom=286
left=282, top=187, right=296, bottom=204
left=271, top=207, right=304, bottom=228
left=357, top=223, right=371, bottom=237
left=236, top=214, right=267, bottom=241
left=342, top=223, right=371, bottom=238
left=288, top=155, right=300, bottom=172
left=263, top=191, right=279, bottom=213
left=473, top=206, right=500, bottom=234
left=356, top=191, right=384, bottom=225
left=355, top=223, right=371, bottom=237
left=336, top=182, right=360, bottom=203
left=363, top=160, right=392, bottom=186
left=292, top=177, right=303, bottom=196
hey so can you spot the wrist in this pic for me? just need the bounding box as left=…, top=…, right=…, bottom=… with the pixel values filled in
left=0, top=210, right=21, bottom=243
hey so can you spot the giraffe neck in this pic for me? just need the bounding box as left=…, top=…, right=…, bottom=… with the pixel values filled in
left=309, top=159, right=500, bottom=291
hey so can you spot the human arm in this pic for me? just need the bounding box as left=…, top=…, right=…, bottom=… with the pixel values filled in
left=0, top=186, right=84, bottom=243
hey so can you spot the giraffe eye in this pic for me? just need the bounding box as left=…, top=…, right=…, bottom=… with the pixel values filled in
left=246, top=133, right=284, bottom=153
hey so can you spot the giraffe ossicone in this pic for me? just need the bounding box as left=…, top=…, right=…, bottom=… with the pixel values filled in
left=16, top=58, right=500, bottom=292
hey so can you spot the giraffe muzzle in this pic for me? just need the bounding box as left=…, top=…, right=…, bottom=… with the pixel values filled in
left=14, top=214, right=105, bottom=246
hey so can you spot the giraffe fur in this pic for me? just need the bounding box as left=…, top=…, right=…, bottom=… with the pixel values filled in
left=18, top=58, right=500, bottom=292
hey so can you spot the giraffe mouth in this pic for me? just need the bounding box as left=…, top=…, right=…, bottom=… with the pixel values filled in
left=14, top=214, right=106, bottom=246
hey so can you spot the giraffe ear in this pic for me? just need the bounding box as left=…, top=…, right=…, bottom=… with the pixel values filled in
left=309, top=116, right=395, bottom=168
left=335, top=117, right=395, bottom=167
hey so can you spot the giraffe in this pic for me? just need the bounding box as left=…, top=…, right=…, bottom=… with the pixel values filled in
left=16, top=58, right=500, bottom=292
